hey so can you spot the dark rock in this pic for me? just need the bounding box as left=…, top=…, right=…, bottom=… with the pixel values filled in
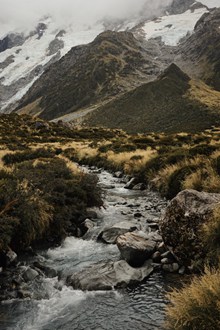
left=161, top=251, right=176, bottom=261
left=82, top=219, right=95, bottom=232
left=134, top=212, right=142, bottom=218
left=116, top=232, right=156, bottom=267
left=152, top=251, right=161, bottom=263
left=179, top=266, right=186, bottom=275
left=67, top=260, right=153, bottom=291
left=148, top=223, right=159, bottom=230
left=160, top=189, right=220, bottom=267
left=86, top=210, right=98, bottom=219
left=33, top=262, right=57, bottom=278
left=22, top=268, right=39, bottom=282
left=114, top=171, right=123, bottom=178
left=162, top=263, right=179, bottom=273
left=161, top=258, right=170, bottom=265
left=99, top=221, right=140, bottom=244
left=157, top=242, right=167, bottom=254
left=132, top=183, right=146, bottom=191
left=17, top=290, right=32, bottom=299
left=6, top=249, right=17, bottom=267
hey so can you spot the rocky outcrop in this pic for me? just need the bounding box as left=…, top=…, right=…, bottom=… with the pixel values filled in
left=99, top=221, right=140, bottom=244
left=116, top=232, right=156, bottom=267
left=0, top=33, right=26, bottom=53
left=160, top=189, right=220, bottom=267
left=178, top=8, right=220, bottom=91
left=67, top=259, right=153, bottom=291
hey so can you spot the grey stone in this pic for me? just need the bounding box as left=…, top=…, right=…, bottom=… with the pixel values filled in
left=162, top=263, right=179, bottom=273
left=6, top=249, right=17, bottom=266
left=161, top=251, right=175, bottom=260
left=124, top=178, right=137, bottom=189
left=23, top=268, right=39, bottom=282
left=179, top=266, right=186, bottom=275
left=114, top=171, right=123, bottom=178
left=86, top=210, right=98, bottom=219
left=160, top=189, right=220, bottom=266
left=133, top=183, right=146, bottom=191
left=100, top=221, right=140, bottom=244
left=83, top=219, right=95, bottom=231
left=116, top=232, right=156, bottom=267
left=17, top=290, right=32, bottom=299
left=161, top=258, right=170, bottom=264
left=152, top=251, right=161, bottom=263
left=157, top=242, right=167, bottom=254
left=67, top=260, right=153, bottom=291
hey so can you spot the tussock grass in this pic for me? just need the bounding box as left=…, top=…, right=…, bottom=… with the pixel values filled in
left=166, top=268, right=220, bottom=330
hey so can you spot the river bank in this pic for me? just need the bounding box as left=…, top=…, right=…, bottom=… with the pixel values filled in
left=0, top=168, right=182, bottom=330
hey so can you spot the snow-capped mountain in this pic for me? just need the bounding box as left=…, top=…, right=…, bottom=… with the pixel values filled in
left=0, top=0, right=219, bottom=114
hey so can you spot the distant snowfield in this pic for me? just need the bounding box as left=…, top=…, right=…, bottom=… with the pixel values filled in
left=142, top=7, right=208, bottom=46
left=199, top=0, right=220, bottom=8
left=0, top=19, right=106, bottom=110
left=0, top=0, right=218, bottom=112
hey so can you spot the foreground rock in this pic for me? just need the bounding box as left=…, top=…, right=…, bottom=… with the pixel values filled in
left=67, top=260, right=153, bottom=291
left=117, top=232, right=156, bottom=267
left=99, top=221, right=141, bottom=244
left=160, top=189, right=220, bottom=268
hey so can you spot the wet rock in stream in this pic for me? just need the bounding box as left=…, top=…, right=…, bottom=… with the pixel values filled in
left=67, top=259, right=154, bottom=291
left=116, top=232, right=156, bottom=267
left=99, top=221, right=141, bottom=244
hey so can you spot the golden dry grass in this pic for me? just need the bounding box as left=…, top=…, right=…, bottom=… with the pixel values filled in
left=106, top=149, right=157, bottom=173
left=188, top=79, right=220, bottom=111
left=166, top=268, right=220, bottom=330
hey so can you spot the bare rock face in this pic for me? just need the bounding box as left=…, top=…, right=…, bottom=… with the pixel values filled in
left=66, top=260, right=153, bottom=291
left=160, top=189, right=220, bottom=267
left=116, top=232, right=156, bottom=267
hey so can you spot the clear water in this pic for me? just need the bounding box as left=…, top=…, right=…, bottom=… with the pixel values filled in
left=0, top=169, right=176, bottom=330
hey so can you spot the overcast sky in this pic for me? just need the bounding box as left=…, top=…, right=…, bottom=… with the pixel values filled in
left=0, top=0, right=172, bottom=37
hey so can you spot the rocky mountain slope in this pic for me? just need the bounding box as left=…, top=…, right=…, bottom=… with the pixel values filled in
left=177, top=7, right=220, bottom=91
left=16, top=30, right=162, bottom=120
left=0, top=2, right=173, bottom=113
left=1, top=0, right=220, bottom=134
left=83, top=63, right=220, bottom=133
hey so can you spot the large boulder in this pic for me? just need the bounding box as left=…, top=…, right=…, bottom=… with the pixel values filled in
left=160, top=189, right=220, bottom=267
left=67, top=260, right=153, bottom=291
left=116, top=232, right=156, bottom=267
left=99, top=221, right=140, bottom=244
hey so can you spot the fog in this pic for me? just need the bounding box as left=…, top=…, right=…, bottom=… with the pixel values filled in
left=0, top=0, right=172, bottom=37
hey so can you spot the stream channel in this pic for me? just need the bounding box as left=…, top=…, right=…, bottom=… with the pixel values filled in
left=0, top=168, right=179, bottom=330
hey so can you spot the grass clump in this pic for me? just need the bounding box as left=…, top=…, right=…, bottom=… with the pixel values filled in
left=0, top=157, right=103, bottom=255
left=166, top=268, right=220, bottom=330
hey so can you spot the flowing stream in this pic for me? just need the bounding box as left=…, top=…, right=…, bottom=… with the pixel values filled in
left=0, top=169, right=178, bottom=330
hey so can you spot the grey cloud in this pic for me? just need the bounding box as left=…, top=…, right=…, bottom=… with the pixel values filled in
left=0, top=0, right=172, bottom=37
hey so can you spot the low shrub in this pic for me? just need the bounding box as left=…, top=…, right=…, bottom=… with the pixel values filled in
left=189, top=144, right=217, bottom=157
left=2, top=148, right=56, bottom=165
left=165, top=165, right=197, bottom=199
left=0, top=158, right=103, bottom=255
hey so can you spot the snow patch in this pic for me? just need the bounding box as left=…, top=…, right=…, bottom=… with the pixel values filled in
left=199, top=0, right=220, bottom=8
left=142, top=7, right=208, bottom=46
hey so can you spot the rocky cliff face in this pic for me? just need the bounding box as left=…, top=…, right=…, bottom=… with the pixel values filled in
left=177, top=8, right=220, bottom=90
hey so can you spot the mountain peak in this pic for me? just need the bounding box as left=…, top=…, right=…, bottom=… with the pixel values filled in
left=159, top=63, right=190, bottom=82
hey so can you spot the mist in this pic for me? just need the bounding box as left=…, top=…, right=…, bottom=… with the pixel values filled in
left=0, top=0, right=172, bottom=37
